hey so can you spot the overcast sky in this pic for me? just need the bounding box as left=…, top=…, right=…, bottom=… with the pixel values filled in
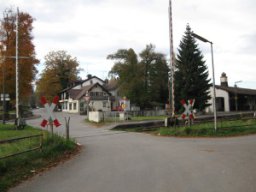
left=0, top=0, right=255, bottom=89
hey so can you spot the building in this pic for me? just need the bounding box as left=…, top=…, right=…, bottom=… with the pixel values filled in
left=59, top=76, right=114, bottom=114
left=206, top=73, right=256, bottom=112
left=103, top=78, right=120, bottom=110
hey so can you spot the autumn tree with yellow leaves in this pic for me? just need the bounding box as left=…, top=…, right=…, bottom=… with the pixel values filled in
left=0, top=8, right=39, bottom=106
left=36, top=50, right=81, bottom=101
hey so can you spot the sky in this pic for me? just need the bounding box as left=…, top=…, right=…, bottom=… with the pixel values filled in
left=0, top=0, right=256, bottom=89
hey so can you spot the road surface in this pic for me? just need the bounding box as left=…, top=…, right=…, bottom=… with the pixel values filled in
left=10, top=109, right=256, bottom=192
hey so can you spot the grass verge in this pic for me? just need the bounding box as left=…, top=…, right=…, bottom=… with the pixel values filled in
left=114, top=118, right=256, bottom=137
left=0, top=124, right=79, bottom=192
left=86, top=115, right=166, bottom=127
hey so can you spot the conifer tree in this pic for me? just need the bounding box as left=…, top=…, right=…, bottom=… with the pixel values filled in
left=174, top=25, right=211, bottom=112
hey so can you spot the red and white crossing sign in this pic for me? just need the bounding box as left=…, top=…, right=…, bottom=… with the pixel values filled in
left=180, top=99, right=195, bottom=120
left=40, top=96, right=61, bottom=127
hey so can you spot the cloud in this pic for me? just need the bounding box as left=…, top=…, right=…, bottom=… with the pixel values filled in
left=239, top=33, right=256, bottom=54
left=0, top=0, right=255, bottom=89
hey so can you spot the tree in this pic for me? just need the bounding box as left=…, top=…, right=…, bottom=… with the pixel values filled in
left=108, top=45, right=169, bottom=109
left=139, top=44, right=169, bottom=108
left=174, top=25, right=211, bottom=112
left=36, top=50, right=81, bottom=100
left=0, top=8, right=39, bottom=105
left=107, top=48, right=144, bottom=106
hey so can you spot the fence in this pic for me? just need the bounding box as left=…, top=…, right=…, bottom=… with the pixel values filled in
left=175, top=113, right=256, bottom=130
left=216, top=116, right=256, bottom=129
left=0, top=134, right=43, bottom=160
left=103, top=110, right=167, bottom=120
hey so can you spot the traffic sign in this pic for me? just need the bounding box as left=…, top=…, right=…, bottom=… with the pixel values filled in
left=0, top=94, right=10, bottom=101
left=40, top=96, right=61, bottom=127
left=180, top=99, right=195, bottom=120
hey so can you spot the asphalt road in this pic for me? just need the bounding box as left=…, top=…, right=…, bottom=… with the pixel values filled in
left=10, top=109, right=256, bottom=192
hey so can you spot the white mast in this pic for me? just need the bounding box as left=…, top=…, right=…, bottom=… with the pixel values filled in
left=16, top=7, right=19, bottom=122
left=169, top=0, right=175, bottom=115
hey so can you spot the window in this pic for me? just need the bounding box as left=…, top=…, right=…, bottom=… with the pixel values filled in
left=90, top=92, right=96, bottom=96
left=73, top=103, right=77, bottom=110
left=69, top=103, right=72, bottom=110
left=63, top=102, right=67, bottom=109
left=103, top=101, right=107, bottom=108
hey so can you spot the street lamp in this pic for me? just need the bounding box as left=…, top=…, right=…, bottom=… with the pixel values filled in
left=192, top=32, right=217, bottom=131
left=234, top=80, right=242, bottom=111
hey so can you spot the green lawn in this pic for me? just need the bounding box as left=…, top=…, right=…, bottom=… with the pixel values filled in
left=0, top=124, right=41, bottom=140
left=0, top=124, right=78, bottom=192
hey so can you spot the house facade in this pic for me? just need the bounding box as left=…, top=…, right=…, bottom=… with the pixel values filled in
left=206, top=73, right=256, bottom=112
left=59, top=76, right=113, bottom=114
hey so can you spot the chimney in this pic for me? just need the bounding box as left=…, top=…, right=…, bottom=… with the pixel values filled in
left=87, top=74, right=92, bottom=79
left=220, top=72, right=228, bottom=87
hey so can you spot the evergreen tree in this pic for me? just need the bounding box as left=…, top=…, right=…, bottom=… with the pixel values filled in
left=174, top=25, right=211, bottom=112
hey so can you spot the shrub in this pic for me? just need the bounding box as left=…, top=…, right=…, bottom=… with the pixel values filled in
left=198, top=128, right=207, bottom=135
left=185, top=127, right=192, bottom=135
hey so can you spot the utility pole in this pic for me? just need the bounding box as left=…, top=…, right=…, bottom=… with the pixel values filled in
left=168, top=0, right=175, bottom=116
left=16, top=7, right=19, bottom=126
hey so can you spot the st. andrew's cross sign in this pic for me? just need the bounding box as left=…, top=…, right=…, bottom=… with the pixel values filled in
left=180, top=99, right=195, bottom=120
left=40, top=96, right=61, bottom=127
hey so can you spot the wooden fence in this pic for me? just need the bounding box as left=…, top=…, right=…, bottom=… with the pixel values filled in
left=0, top=134, right=43, bottom=160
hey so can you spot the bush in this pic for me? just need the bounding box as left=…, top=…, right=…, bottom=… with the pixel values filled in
left=185, top=127, right=192, bottom=135
left=198, top=128, right=208, bottom=135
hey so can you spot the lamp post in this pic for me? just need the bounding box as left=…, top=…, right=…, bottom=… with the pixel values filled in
left=234, top=80, right=242, bottom=111
left=192, top=32, right=217, bottom=131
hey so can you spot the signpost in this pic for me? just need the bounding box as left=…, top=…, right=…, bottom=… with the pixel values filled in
left=119, top=97, right=130, bottom=112
left=84, top=93, right=91, bottom=118
left=40, top=96, right=61, bottom=135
